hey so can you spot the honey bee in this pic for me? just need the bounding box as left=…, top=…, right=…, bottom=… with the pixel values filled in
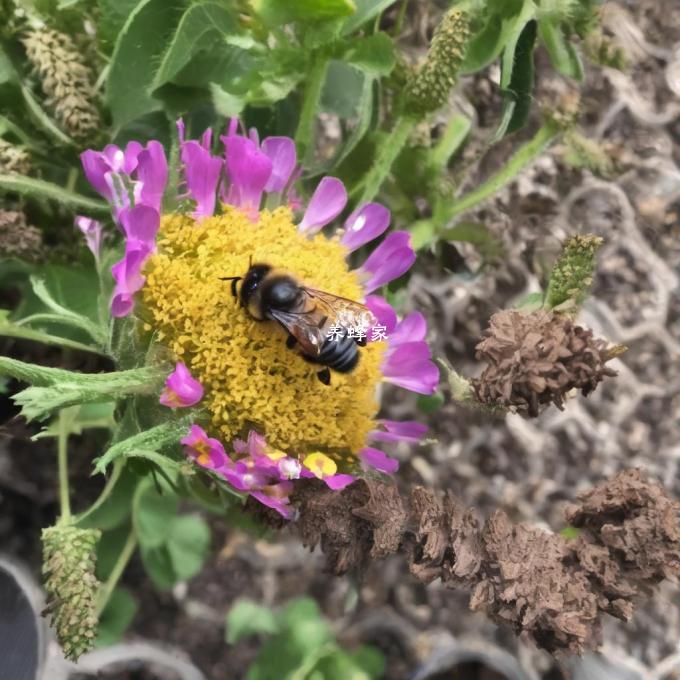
left=221, top=263, right=376, bottom=385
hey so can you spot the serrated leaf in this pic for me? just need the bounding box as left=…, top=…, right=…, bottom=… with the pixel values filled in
left=106, top=0, right=185, bottom=130
left=152, top=2, right=238, bottom=90
left=226, top=599, right=279, bottom=644
left=344, top=32, right=395, bottom=76
left=96, top=587, right=137, bottom=647
left=166, top=514, right=210, bottom=581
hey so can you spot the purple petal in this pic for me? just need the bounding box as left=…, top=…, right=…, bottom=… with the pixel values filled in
left=250, top=490, right=294, bottom=519
left=341, top=203, right=391, bottom=252
left=298, top=177, right=347, bottom=234
left=382, top=342, right=439, bottom=394
left=176, top=118, right=186, bottom=145
left=262, top=137, right=297, bottom=192
left=110, top=244, right=150, bottom=317
left=75, top=216, right=103, bottom=261
left=80, top=150, right=113, bottom=201
left=359, top=231, right=415, bottom=293
left=365, top=295, right=397, bottom=334
left=180, top=140, right=223, bottom=218
left=388, top=311, right=427, bottom=348
left=359, top=447, right=399, bottom=474
left=160, top=362, right=204, bottom=408
left=136, top=141, right=168, bottom=213
left=323, top=473, right=355, bottom=490
left=122, top=141, right=143, bottom=174
left=119, top=205, right=160, bottom=250
left=222, top=135, right=272, bottom=215
left=371, top=420, right=427, bottom=444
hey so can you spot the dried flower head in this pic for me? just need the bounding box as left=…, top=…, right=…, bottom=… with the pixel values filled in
left=78, top=119, right=438, bottom=516
left=42, top=525, right=100, bottom=661
left=0, top=209, right=43, bottom=260
left=403, top=8, right=470, bottom=115
left=472, top=309, right=617, bottom=417
left=22, top=28, right=100, bottom=140
left=0, top=138, right=32, bottom=175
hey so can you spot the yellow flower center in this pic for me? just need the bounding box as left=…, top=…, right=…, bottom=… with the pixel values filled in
left=141, top=206, right=385, bottom=466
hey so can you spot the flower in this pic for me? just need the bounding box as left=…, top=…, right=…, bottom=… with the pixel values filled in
left=160, top=362, right=204, bottom=408
left=79, top=120, right=437, bottom=516
left=75, top=216, right=103, bottom=261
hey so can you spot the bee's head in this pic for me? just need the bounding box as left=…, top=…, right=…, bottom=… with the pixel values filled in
left=237, top=263, right=272, bottom=320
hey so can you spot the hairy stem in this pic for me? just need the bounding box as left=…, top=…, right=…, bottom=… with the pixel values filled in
left=429, top=113, right=471, bottom=172
left=96, top=529, right=137, bottom=616
left=57, top=410, right=71, bottom=524
left=295, top=56, right=329, bottom=162
left=356, top=115, right=417, bottom=204
left=439, top=122, right=560, bottom=222
left=75, top=459, right=124, bottom=526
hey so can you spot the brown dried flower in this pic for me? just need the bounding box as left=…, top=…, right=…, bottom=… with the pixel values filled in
left=0, top=210, right=43, bottom=261
left=22, top=28, right=100, bottom=141
left=0, top=138, right=32, bottom=175
left=471, top=309, right=616, bottom=417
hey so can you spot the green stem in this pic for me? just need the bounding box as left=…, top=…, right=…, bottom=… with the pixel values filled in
left=356, top=115, right=417, bottom=204
left=429, top=113, right=471, bottom=171
left=96, top=529, right=137, bottom=616
left=295, top=55, right=329, bottom=162
left=0, top=322, right=109, bottom=356
left=75, top=459, right=123, bottom=526
left=392, top=0, right=409, bottom=36
left=438, top=122, right=559, bottom=222
left=57, top=410, right=71, bottom=524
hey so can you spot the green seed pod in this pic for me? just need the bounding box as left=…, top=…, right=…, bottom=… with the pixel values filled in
left=545, top=234, right=603, bottom=311
left=403, top=9, right=471, bottom=116
left=22, top=28, right=100, bottom=141
left=42, top=524, right=101, bottom=661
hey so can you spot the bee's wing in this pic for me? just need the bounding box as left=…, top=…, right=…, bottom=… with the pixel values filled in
left=304, top=288, right=377, bottom=330
left=268, top=307, right=327, bottom=357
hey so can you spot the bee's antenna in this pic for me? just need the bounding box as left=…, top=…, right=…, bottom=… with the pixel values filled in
left=219, top=276, right=242, bottom=298
left=248, top=254, right=253, bottom=268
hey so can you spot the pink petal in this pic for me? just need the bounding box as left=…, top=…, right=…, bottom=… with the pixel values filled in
left=341, top=203, right=391, bottom=252
left=298, top=177, right=347, bottom=233
left=180, top=140, right=223, bottom=218
left=119, top=205, right=160, bottom=249
left=75, top=216, right=103, bottom=260
left=388, top=311, right=428, bottom=348
left=262, top=137, right=297, bottom=192
left=359, top=447, right=399, bottom=474
left=371, top=420, right=427, bottom=444
left=360, top=231, right=415, bottom=293
left=80, top=150, right=113, bottom=201
left=136, top=141, right=168, bottom=212
left=323, top=473, right=355, bottom=490
left=365, top=295, right=398, bottom=334
left=222, top=135, right=272, bottom=214
left=382, top=342, right=439, bottom=394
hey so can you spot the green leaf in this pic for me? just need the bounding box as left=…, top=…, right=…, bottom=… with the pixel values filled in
left=96, top=587, right=137, bottom=647
left=417, top=392, right=444, bottom=414
left=226, top=600, right=280, bottom=644
left=97, top=0, right=141, bottom=48
left=152, top=2, right=238, bottom=90
left=321, top=61, right=365, bottom=118
left=106, top=0, right=185, bottom=130
left=516, top=291, right=544, bottom=311
left=0, top=45, right=17, bottom=86
left=494, top=18, right=537, bottom=140
left=133, top=478, right=180, bottom=549
left=140, top=544, right=177, bottom=590
left=344, top=32, right=395, bottom=76
left=538, top=17, right=584, bottom=80
left=77, top=463, right=138, bottom=531
left=210, top=83, right=245, bottom=117
left=0, top=174, right=108, bottom=213
left=166, top=514, right=210, bottom=581
left=254, top=0, right=356, bottom=25
left=350, top=646, right=386, bottom=678
left=439, top=221, right=505, bottom=260
left=341, top=0, right=397, bottom=35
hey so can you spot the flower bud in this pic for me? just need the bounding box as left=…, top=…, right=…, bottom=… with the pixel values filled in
left=42, top=524, right=101, bottom=661
left=403, top=9, right=470, bottom=116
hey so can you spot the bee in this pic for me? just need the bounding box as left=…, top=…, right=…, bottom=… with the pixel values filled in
left=221, top=263, right=376, bottom=385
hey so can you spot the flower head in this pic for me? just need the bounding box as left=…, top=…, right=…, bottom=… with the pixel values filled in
left=79, top=120, right=437, bottom=516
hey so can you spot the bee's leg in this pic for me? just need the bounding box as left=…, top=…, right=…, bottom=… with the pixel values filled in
left=317, top=316, right=328, bottom=329
left=355, top=337, right=367, bottom=347
left=286, top=334, right=297, bottom=349
left=316, top=367, right=331, bottom=385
